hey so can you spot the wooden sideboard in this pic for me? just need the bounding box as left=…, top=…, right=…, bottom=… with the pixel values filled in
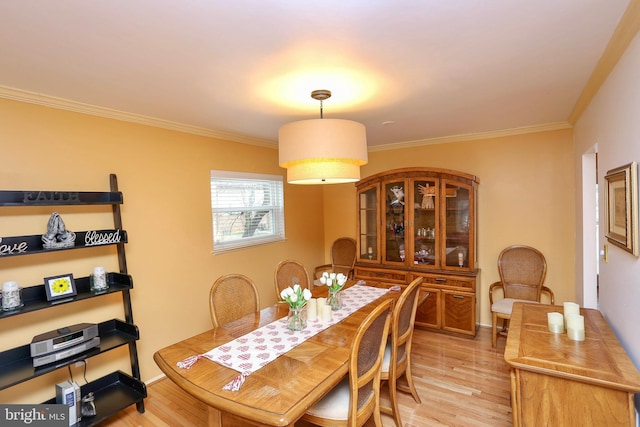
left=505, top=302, right=640, bottom=426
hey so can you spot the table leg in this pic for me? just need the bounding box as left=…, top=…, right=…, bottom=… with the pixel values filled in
left=208, top=406, right=223, bottom=427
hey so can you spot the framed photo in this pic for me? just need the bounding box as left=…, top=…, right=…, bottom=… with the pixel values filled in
left=44, top=273, right=77, bottom=301
left=605, top=161, right=638, bottom=256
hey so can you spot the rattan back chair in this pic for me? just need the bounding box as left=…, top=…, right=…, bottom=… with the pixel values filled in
left=209, top=273, right=260, bottom=328
left=274, top=259, right=311, bottom=299
left=489, top=245, right=555, bottom=346
left=380, top=277, right=423, bottom=427
left=314, top=237, right=357, bottom=279
left=301, top=298, right=392, bottom=427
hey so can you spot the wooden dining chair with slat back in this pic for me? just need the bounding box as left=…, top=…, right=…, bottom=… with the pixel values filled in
left=314, top=237, right=357, bottom=279
left=274, top=259, right=311, bottom=299
left=209, top=274, right=260, bottom=328
left=380, top=277, right=423, bottom=427
left=301, top=299, right=393, bottom=427
left=489, top=245, right=555, bottom=347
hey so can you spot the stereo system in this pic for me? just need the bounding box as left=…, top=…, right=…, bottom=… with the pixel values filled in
left=30, top=323, right=100, bottom=367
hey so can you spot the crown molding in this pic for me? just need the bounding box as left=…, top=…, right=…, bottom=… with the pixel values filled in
left=568, top=0, right=640, bottom=124
left=0, top=85, right=278, bottom=149
left=368, top=122, right=573, bottom=152
left=1, top=85, right=572, bottom=153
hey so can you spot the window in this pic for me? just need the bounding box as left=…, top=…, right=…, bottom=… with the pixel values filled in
left=210, top=170, right=285, bottom=253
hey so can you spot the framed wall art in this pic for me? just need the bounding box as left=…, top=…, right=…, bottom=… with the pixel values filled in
left=44, top=273, right=77, bottom=301
left=604, top=161, right=638, bottom=256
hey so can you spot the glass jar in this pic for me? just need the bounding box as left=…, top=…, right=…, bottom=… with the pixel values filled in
left=327, top=290, right=343, bottom=311
left=287, top=306, right=307, bottom=331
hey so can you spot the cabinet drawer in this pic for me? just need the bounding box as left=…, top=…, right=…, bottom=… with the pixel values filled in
left=413, top=273, right=475, bottom=290
left=354, top=267, right=409, bottom=284
left=441, top=290, right=476, bottom=335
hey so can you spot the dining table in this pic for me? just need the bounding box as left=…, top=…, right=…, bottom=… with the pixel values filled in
left=153, top=280, right=398, bottom=427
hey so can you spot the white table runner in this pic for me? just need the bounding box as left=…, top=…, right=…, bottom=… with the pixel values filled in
left=177, top=283, right=389, bottom=389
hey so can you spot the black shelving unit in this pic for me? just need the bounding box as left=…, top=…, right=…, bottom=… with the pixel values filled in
left=0, top=174, right=145, bottom=424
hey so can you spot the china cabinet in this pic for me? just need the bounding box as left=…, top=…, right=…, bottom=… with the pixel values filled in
left=355, top=167, right=479, bottom=335
left=0, top=174, right=145, bottom=425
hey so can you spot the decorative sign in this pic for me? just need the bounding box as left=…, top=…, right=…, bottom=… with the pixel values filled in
left=24, top=192, right=80, bottom=203
left=84, top=230, right=122, bottom=246
left=0, top=237, right=29, bottom=256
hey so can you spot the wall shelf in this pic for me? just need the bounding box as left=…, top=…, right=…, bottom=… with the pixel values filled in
left=0, top=174, right=145, bottom=421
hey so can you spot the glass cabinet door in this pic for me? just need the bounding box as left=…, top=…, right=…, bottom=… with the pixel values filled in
left=442, top=181, right=472, bottom=269
left=411, top=178, right=439, bottom=267
left=357, top=185, right=379, bottom=262
left=384, top=180, right=407, bottom=264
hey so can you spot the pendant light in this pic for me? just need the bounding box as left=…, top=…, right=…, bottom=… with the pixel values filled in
left=278, top=90, right=368, bottom=184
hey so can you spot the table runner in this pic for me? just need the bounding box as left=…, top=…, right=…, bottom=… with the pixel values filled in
left=177, top=283, right=389, bottom=390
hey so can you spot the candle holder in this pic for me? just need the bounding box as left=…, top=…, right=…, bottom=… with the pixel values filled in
left=90, top=267, right=108, bottom=293
left=2, top=281, right=23, bottom=311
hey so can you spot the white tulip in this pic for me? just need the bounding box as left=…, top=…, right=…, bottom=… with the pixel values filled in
left=303, top=288, right=312, bottom=300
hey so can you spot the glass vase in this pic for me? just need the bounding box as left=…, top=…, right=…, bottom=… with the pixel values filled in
left=287, top=306, right=307, bottom=331
left=328, top=290, right=343, bottom=311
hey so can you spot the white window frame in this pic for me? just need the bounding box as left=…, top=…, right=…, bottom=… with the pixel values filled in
left=210, top=170, right=285, bottom=254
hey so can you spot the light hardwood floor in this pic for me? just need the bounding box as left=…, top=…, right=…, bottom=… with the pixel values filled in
left=102, top=326, right=511, bottom=427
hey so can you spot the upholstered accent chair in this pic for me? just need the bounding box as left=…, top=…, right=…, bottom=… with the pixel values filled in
left=489, top=245, right=555, bottom=347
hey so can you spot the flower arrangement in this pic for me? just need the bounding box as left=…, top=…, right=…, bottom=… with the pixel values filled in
left=280, top=284, right=312, bottom=309
left=319, top=272, right=348, bottom=293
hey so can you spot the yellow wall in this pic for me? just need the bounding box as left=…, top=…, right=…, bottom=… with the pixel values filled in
left=323, top=129, right=577, bottom=326
left=0, top=98, right=325, bottom=402
left=0, top=97, right=576, bottom=403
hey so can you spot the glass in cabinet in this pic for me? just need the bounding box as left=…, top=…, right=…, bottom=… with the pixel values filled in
left=442, top=179, right=474, bottom=269
left=411, top=178, right=439, bottom=267
left=384, top=179, right=406, bottom=264
left=358, top=184, right=379, bottom=262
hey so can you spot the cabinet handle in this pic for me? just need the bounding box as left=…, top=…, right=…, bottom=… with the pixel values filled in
left=434, top=278, right=447, bottom=283
left=375, top=272, right=385, bottom=277
left=452, top=295, right=465, bottom=300
left=424, top=292, right=430, bottom=298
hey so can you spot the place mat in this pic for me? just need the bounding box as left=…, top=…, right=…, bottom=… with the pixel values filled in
left=177, top=283, right=389, bottom=390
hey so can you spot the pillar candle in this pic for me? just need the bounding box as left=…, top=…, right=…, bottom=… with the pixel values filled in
left=563, top=302, right=580, bottom=317
left=317, top=297, right=326, bottom=310
left=566, top=314, right=585, bottom=341
left=322, top=304, right=333, bottom=322
left=547, top=312, right=564, bottom=333
left=307, top=298, right=317, bottom=321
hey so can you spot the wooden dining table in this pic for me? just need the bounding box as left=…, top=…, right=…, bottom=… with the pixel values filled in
left=153, top=281, right=398, bottom=427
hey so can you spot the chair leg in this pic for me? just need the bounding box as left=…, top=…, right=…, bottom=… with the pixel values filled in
left=403, top=364, right=421, bottom=404
left=492, top=312, right=498, bottom=348
left=388, top=376, right=402, bottom=427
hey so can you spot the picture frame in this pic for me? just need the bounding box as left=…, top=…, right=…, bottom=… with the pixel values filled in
left=604, top=161, right=638, bottom=256
left=44, top=273, right=77, bottom=302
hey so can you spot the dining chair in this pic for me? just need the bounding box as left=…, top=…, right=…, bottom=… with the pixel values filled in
left=274, top=259, right=311, bottom=299
left=489, top=245, right=555, bottom=347
left=209, top=273, right=260, bottom=328
left=301, top=298, right=393, bottom=427
left=380, top=277, right=423, bottom=427
left=314, top=237, right=357, bottom=279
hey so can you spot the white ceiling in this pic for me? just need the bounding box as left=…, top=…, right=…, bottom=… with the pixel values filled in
left=0, top=1, right=631, bottom=148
